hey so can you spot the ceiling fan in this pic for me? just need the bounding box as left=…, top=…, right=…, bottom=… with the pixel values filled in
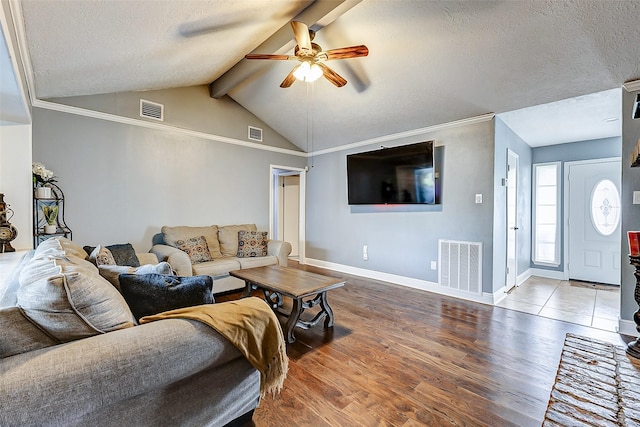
left=245, top=21, right=368, bottom=88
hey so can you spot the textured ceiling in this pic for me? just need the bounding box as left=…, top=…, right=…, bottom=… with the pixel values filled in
left=11, top=0, right=640, bottom=151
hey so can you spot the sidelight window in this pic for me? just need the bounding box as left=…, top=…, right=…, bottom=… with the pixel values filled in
left=533, top=162, right=561, bottom=266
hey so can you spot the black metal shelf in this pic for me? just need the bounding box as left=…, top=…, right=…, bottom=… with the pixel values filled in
left=33, top=182, right=72, bottom=247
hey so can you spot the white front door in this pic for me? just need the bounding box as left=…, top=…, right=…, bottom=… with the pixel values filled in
left=567, top=159, right=621, bottom=285
left=506, top=150, right=518, bottom=290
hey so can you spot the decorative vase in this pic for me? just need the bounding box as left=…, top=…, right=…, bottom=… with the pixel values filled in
left=35, top=187, right=52, bottom=199
left=44, top=224, right=57, bottom=234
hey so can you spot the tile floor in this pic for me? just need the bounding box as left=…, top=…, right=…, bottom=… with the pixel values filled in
left=496, top=275, right=621, bottom=332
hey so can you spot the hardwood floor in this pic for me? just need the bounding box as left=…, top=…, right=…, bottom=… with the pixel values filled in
left=222, top=263, right=632, bottom=427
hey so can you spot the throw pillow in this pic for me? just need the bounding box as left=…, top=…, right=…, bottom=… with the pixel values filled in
left=98, top=262, right=175, bottom=292
left=237, top=230, right=268, bottom=258
left=84, top=243, right=141, bottom=267
left=218, top=224, right=257, bottom=257
left=175, top=236, right=213, bottom=264
left=118, top=273, right=214, bottom=320
left=17, top=257, right=136, bottom=343
left=89, top=245, right=116, bottom=266
left=161, top=225, right=222, bottom=259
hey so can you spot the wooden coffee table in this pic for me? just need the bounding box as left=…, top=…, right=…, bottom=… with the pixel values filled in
left=229, top=266, right=345, bottom=343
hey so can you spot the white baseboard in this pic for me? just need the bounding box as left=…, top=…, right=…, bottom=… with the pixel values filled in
left=528, top=267, right=566, bottom=281
left=619, top=319, right=639, bottom=337
left=517, top=269, right=533, bottom=286
left=304, top=258, right=496, bottom=305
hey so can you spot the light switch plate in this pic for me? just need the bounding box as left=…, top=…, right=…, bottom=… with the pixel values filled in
left=475, top=194, right=483, bottom=204
left=634, top=191, right=640, bottom=204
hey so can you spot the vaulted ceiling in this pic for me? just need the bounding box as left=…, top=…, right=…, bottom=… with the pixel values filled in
left=5, top=0, right=640, bottom=151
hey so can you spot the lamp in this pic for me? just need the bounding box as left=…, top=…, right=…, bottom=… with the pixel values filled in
left=293, top=61, right=322, bottom=82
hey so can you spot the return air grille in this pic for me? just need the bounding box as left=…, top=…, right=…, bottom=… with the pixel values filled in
left=438, top=239, right=482, bottom=295
left=140, top=99, right=164, bottom=121
left=248, top=126, right=263, bottom=142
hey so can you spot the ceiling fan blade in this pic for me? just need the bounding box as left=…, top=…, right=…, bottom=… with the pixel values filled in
left=318, top=63, right=347, bottom=87
left=291, top=21, right=312, bottom=53
left=245, top=54, right=294, bottom=60
left=324, top=45, right=369, bottom=60
left=280, top=65, right=300, bottom=88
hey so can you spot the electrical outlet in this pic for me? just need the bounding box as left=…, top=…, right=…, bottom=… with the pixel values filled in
left=363, top=245, right=368, bottom=261
left=430, top=261, right=437, bottom=270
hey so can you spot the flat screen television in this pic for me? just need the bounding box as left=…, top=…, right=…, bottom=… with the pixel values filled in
left=347, top=141, right=435, bottom=205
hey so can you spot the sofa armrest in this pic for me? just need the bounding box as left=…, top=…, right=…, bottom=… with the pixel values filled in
left=268, top=240, right=292, bottom=266
left=0, top=319, right=249, bottom=426
left=150, top=244, right=192, bottom=276
left=136, top=252, right=158, bottom=265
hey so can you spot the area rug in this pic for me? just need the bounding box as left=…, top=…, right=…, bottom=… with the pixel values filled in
left=544, top=333, right=640, bottom=426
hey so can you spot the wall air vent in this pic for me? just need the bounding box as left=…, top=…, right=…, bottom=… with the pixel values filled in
left=140, top=99, right=164, bottom=121
left=438, top=239, right=482, bottom=295
left=633, top=94, right=640, bottom=120
left=248, top=126, right=263, bottom=142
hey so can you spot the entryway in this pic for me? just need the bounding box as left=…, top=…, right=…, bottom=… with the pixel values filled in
left=269, top=165, right=306, bottom=263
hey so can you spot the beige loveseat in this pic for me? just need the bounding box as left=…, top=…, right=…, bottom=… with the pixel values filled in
left=150, top=224, right=292, bottom=294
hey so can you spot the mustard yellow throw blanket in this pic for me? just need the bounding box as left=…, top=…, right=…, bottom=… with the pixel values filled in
left=140, top=297, right=288, bottom=397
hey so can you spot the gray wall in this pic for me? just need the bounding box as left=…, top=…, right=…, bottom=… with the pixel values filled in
left=47, top=85, right=298, bottom=152
left=31, top=105, right=306, bottom=253
left=305, top=119, right=496, bottom=293
left=493, top=118, right=532, bottom=289
left=531, top=137, right=622, bottom=272
left=621, top=89, right=640, bottom=322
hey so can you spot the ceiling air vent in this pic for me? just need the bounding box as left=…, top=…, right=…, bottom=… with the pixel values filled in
left=140, top=99, right=164, bottom=121
left=633, top=94, right=640, bottom=120
left=248, top=126, right=263, bottom=142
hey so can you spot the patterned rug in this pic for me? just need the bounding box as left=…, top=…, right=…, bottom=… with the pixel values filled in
left=544, top=333, right=640, bottom=426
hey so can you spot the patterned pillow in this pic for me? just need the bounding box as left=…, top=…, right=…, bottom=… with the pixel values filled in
left=175, top=236, right=213, bottom=264
left=237, top=231, right=268, bottom=258
left=89, top=245, right=116, bottom=266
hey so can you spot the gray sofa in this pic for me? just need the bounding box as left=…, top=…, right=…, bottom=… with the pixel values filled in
left=0, top=237, right=260, bottom=426
left=151, top=224, right=292, bottom=294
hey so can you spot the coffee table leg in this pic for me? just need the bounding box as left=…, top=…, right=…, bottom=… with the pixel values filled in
left=241, top=281, right=252, bottom=298
left=319, top=292, right=334, bottom=328
left=285, top=298, right=303, bottom=343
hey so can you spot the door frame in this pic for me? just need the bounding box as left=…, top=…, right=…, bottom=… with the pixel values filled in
left=269, top=165, right=307, bottom=264
left=562, top=157, right=621, bottom=281
left=505, top=149, right=519, bottom=291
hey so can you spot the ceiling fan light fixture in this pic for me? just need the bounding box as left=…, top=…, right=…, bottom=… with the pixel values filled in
left=293, top=61, right=322, bottom=82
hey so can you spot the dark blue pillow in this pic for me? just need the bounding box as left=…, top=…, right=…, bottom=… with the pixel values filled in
left=118, top=273, right=213, bottom=320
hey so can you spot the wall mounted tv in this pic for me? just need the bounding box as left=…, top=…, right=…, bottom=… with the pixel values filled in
left=347, top=141, right=436, bottom=205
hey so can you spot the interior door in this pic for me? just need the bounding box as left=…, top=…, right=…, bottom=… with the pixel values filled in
left=282, top=175, right=300, bottom=258
left=506, top=150, right=518, bottom=290
left=568, top=160, right=621, bottom=285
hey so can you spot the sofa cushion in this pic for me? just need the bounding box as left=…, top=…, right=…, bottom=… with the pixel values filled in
left=237, top=255, right=279, bottom=270
left=88, top=245, right=116, bottom=266
left=119, top=273, right=214, bottom=320
left=84, top=243, right=141, bottom=267
left=162, top=225, right=222, bottom=259
left=98, top=262, right=175, bottom=292
left=175, top=235, right=213, bottom=264
left=218, top=224, right=257, bottom=257
left=237, top=231, right=268, bottom=258
left=192, top=257, right=241, bottom=276
left=17, top=254, right=136, bottom=343
left=0, top=307, right=57, bottom=358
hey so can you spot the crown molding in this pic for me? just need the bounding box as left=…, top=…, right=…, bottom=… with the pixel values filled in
left=623, top=80, right=640, bottom=92
left=310, top=113, right=495, bottom=156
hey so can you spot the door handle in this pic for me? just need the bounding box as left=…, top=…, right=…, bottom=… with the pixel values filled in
left=511, top=227, right=519, bottom=230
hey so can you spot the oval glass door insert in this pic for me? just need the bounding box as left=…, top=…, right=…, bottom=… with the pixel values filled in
left=590, top=179, right=620, bottom=236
